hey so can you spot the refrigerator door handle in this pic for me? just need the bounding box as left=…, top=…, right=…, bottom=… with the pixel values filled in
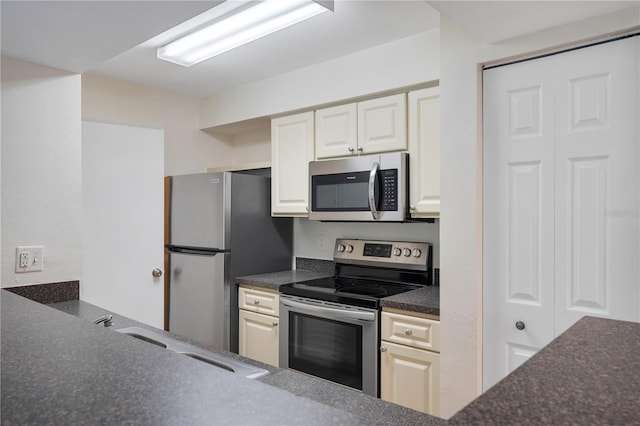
left=165, top=245, right=229, bottom=256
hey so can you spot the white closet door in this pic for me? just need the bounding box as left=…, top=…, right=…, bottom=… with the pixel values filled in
left=483, top=54, right=556, bottom=391
left=554, top=37, right=639, bottom=334
left=483, top=36, right=639, bottom=391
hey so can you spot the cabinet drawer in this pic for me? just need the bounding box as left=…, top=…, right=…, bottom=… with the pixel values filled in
left=239, top=287, right=279, bottom=316
left=381, top=311, right=440, bottom=352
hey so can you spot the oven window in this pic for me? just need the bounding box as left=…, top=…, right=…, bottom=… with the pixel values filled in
left=288, top=312, right=363, bottom=391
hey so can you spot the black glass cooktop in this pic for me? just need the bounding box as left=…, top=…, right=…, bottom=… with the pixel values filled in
left=279, top=276, right=421, bottom=309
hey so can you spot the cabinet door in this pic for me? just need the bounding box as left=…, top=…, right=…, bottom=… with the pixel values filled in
left=238, top=309, right=279, bottom=367
left=408, top=87, right=440, bottom=218
left=271, top=112, right=314, bottom=216
left=315, top=103, right=358, bottom=159
left=380, top=341, right=440, bottom=416
left=357, top=93, right=407, bottom=155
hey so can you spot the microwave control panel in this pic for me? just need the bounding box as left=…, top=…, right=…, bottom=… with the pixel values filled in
left=380, top=169, right=398, bottom=211
left=334, top=239, right=432, bottom=270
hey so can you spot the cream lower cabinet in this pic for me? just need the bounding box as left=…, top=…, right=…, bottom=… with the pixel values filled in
left=271, top=111, right=314, bottom=216
left=238, top=287, right=279, bottom=367
left=380, top=310, right=440, bottom=417
left=408, top=86, right=440, bottom=219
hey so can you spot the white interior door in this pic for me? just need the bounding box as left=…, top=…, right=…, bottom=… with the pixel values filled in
left=483, top=36, right=639, bottom=391
left=483, top=51, right=557, bottom=391
left=82, top=121, right=165, bottom=329
left=553, top=38, right=639, bottom=335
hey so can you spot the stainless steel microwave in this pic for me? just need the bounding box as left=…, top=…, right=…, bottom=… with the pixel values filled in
left=308, top=152, right=408, bottom=221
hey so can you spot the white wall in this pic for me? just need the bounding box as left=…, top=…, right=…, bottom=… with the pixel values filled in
left=439, top=6, right=640, bottom=418
left=82, top=73, right=234, bottom=176
left=230, top=127, right=271, bottom=165
left=1, top=57, right=82, bottom=288
left=294, top=218, right=439, bottom=268
left=200, top=30, right=440, bottom=129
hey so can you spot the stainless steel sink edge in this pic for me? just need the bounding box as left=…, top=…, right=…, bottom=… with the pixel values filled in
left=115, top=326, right=269, bottom=379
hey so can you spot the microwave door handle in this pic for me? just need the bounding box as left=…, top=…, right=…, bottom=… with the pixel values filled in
left=368, top=162, right=380, bottom=220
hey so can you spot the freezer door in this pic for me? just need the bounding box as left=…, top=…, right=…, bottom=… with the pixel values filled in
left=169, top=251, right=227, bottom=348
left=170, top=173, right=227, bottom=249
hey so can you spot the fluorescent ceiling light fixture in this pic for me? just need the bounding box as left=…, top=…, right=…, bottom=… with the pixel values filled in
left=158, top=0, right=333, bottom=67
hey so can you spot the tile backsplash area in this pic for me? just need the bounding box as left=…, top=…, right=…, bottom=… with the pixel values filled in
left=294, top=218, right=440, bottom=268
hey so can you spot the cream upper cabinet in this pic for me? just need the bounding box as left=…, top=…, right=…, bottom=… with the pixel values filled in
left=238, top=287, right=279, bottom=367
left=358, top=93, right=407, bottom=155
left=315, top=103, right=358, bottom=159
left=271, top=111, right=314, bottom=216
left=315, top=94, right=407, bottom=159
left=380, top=310, right=440, bottom=417
left=408, top=86, right=440, bottom=218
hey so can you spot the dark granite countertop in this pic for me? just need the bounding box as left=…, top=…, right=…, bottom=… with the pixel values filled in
left=237, top=268, right=439, bottom=316
left=1, top=290, right=442, bottom=425
left=449, top=316, right=640, bottom=425
left=236, top=269, right=333, bottom=291
left=381, top=286, right=439, bottom=316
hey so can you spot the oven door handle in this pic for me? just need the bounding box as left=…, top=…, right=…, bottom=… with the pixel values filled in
left=368, top=162, right=380, bottom=220
left=282, top=299, right=376, bottom=322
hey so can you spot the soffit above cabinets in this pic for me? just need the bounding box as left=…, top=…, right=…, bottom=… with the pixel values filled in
left=428, top=1, right=638, bottom=43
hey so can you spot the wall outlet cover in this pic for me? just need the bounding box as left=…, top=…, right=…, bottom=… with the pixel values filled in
left=15, top=246, right=44, bottom=273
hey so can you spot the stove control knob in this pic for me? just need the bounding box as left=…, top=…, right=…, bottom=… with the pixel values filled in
left=403, top=248, right=412, bottom=257
left=345, top=244, right=354, bottom=253
left=393, top=247, right=402, bottom=256
left=337, top=244, right=346, bottom=253
left=413, top=249, right=422, bottom=258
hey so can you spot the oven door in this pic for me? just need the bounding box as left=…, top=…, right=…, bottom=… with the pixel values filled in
left=279, top=295, right=379, bottom=397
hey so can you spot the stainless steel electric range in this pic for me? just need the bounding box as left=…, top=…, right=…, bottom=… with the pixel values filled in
left=279, top=238, right=433, bottom=397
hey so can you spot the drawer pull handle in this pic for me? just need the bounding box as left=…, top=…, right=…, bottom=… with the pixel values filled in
left=405, top=329, right=413, bottom=336
left=380, top=346, right=387, bottom=352
left=254, top=300, right=260, bottom=305
left=272, top=322, right=279, bottom=327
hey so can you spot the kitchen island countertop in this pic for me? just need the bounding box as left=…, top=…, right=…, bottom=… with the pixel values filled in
left=1, top=290, right=443, bottom=425
left=449, top=315, right=640, bottom=424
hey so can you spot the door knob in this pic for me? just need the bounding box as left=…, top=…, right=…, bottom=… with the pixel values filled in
left=152, top=268, right=163, bottom=278
left=515, top=321, right=525, bottom=330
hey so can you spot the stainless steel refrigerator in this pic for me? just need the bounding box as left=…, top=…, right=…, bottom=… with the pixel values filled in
left=166, top=172, right=292, bottom=353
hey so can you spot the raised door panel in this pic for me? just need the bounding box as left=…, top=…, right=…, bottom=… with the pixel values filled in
left=553, top=36, right=639, bottom=335
left=483, top=62, right=556, bottom=391
left=238, top=287, right=279, bottom=316
left=380, top=341, right=440, bottom=416
left=408, top=87, right=440, bottom=218
left=483, top=36, right=639, bottom=392
left=315, top=103, right=357, bottom=159
left=271, top=112, right=314, bottom=216
left=357, top=93, right=407, bottom=155
left=238, top=309, right=279, bottom=367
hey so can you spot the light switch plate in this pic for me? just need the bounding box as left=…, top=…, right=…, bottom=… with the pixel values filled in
left=15, top=246, right=44, bottom=273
